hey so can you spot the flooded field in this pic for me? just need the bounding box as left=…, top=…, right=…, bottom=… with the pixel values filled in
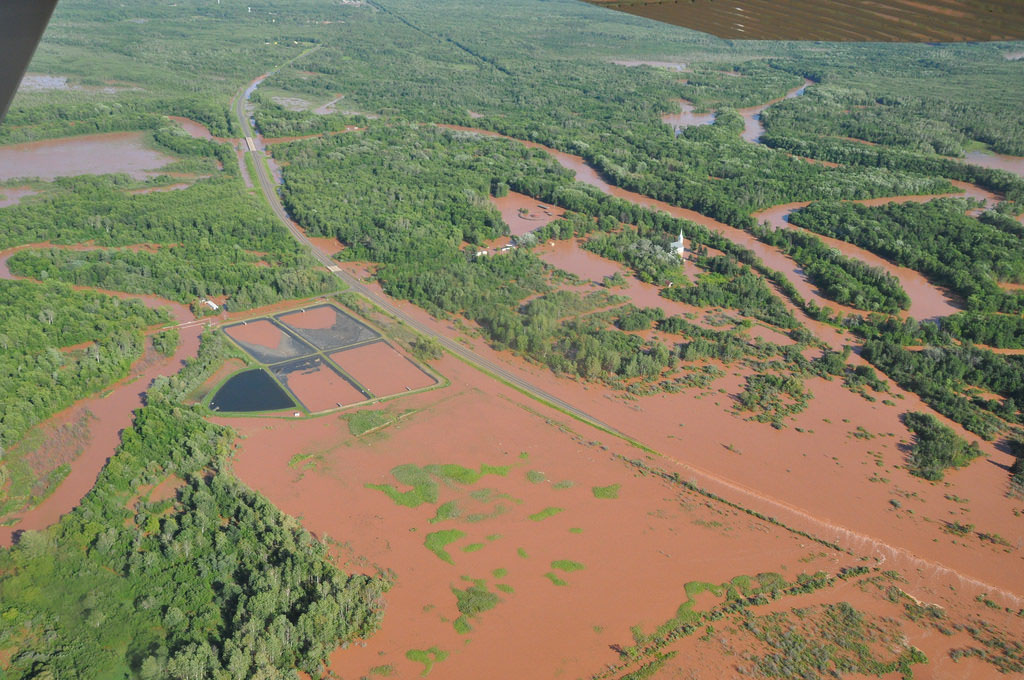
left=208, top=368, right=296, bottom=413
left=660, top=100, right=715, bottom=133
left=221, top=355, right=859, bottom=679
left=331, top=267, right=1024, bottom=601
left=222, top=337, right=1024, bottom=678
left=272, top=356, right=367, bottom=412
left=1, top=323, right=202, bottom=545
left=330, top=341, right=436, bottom=396
left=223, top=319, right=315, bottom=364
left=489, top=192, right=564, bottom=236
left=0, top=132, right=176, bottom=182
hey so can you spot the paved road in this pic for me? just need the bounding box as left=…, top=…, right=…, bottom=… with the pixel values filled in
left=233, top=75, right=623, bottom=436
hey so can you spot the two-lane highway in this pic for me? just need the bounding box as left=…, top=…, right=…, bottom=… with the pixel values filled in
left=233, top=74, right=623, bottom=436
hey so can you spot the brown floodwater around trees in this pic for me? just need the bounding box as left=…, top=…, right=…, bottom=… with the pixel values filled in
left=441, top=124, right=992, bottom=322
left=490, top=191, right=564, bottom=236
left=964, top=149, right=1024, bottom=180
left=326, top=262, right=1024, bottom=603
left=0, top=324, right=202, bottom=547
left=0, top=132, right=176, bottom=182
left=738, top=78, right=814, bottom=144
left=224, top=326, right=1024, bottom=678
left=0, top=186, right=40, bottom=208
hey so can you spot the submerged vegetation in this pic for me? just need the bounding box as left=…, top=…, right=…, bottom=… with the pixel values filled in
left=0, top=334, right=386, bottom=678
left=3, top=0, right=1024, bottom=674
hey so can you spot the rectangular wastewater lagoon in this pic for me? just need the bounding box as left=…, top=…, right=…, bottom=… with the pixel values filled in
left=213, top=303, right=439, bottom=415
left=275, top=304, right=379, bottom=351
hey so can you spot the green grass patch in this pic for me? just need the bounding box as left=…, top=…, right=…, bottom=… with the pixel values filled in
left=569, top=527, right=583, bottom=534
left=486, top=533, right=501, bottom=541
left=528, top=506, right=564, bottom=521
left=492, top=568, right=508, bottom=578
left=495, top=583, right=514, bottom=594
left=553, top=479, right=574, bottom=489
left=592, top=483, right=621, bottom=499
left=369, top=665, right=395, bottom=677
left=517, top=547, right=529, bottom=559
left=368, top=463, right=510, bottom=509
left=551, top=560, right=585, bottom=572
left=405, top=647, right=448, bottom=677
left=526, top=470, right=546, bottom=483
left=343, top=408, right=394, bottom=436
left=462, top=543, right=484, bottom=553
left=429, top=500, right=460, bottom=524
left=544, top=572, right=568, bottom=586
left=424, top=530, right=465, bottom=564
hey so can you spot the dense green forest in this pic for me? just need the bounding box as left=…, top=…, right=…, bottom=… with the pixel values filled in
left=0, top=280, right=166, bottom=451
left=2, top=176, right=337, bottom=309
left=0, top=333, right=385, bottom=678
left=788, top=198, right=1024, bottom=312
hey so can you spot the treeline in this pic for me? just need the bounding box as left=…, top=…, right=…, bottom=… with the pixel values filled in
left=761, top=134, right=1024, bottom=205
left=0, top=331, right=386, bottom=678
left=1, top=176, right=337, bottom=310
left=760, top=85, right=1022, bottom=157
left=0, top=95, right=238, bottom=144
left=861, top=340, right=1022, bottom=441
left=251, top=90, right=368, bottom=138
left=675, top=62, right=805, bottom=110
left=152, top=125, right=237, bottom=175
left=0, top=279, right=166, bottom=450
left=662, top=255, right=798, bottom=329
left=751, top=221, right=910, bottom=313
left=903, top=412, right=981, bottom=481
left=788, top=199, right=1024, bottom=313
left=10, top=245, right=336, bottom=311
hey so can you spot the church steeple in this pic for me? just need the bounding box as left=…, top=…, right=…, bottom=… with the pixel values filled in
left=670, top=229, right=686, bottom=257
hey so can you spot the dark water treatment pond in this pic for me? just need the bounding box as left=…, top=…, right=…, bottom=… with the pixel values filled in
left=209, top=369, right=296, bottom=413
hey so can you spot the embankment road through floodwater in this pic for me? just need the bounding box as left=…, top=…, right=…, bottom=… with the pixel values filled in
left=232, top=74, right=622, bottom=437
left=232, top=74, right=1024, bottom=604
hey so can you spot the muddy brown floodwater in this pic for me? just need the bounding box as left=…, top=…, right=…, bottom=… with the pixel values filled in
left=660, top=100, right=715, bottom=133
left=0, top=186, right=41, bottom=208
left=536, top=238, right=706, bottom=318
left=752, top=200, right=963, bottom=320
left=964, top=149, right=1024, bottom=180
left=0, top=132, right=176, bottom=182
left=330, top=341, right=436, bottom=397
left=276, top=359, right=366, bottom=412
left=222, top=355, right=859, bottom=679
left=739, top=78, right=814, bottom=144
left=331, top=261, right=1024, bottom=602
left=489, top=191, right=564, bottom=236
left=224, top=337, right=1024, bottom=678
left=1, top=323, right=201, bottom=546
left=442, top=124, right=999, bottom=323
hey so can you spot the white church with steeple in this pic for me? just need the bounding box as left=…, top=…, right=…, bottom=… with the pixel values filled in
left=670, top=229, right=686, bottom=258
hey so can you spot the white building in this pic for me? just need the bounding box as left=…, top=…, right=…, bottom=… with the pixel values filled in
left=670, top=230, right=686, bottom=258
